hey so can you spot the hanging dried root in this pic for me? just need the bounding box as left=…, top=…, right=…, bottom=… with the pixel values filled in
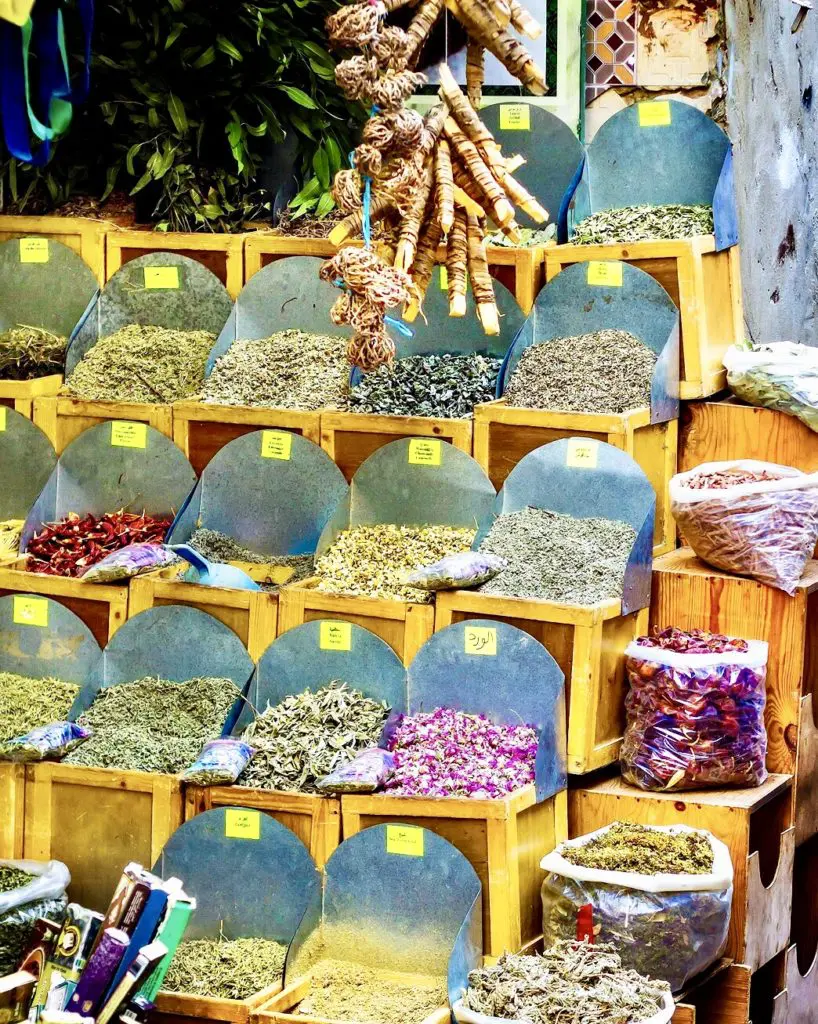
left=466, top=214, right=499, bottom=334
left=326, top=3, right=381, bottom=48
left=404, top=216, right=444, bottom=322
left=371, top=26, right=413, bottom=70
left=395, top=160, right=434, bottom=270
left=444, top=0, right=546, bottom=94
left=363, top=110, right=425, bottom=155
left=446, top=208, right=469, bottom=316
left=438, top=64, right=499, bottom=165
left=444, top=118, right=515, bottom=230
left=419, top=103, right=448, bottom=158
left=496, top=168, right=548, bottom=223
left=466, top=41, right=484, bottom=109
left=335, top=55, right=380, bottom=100
left=435, top=138, right=455, bottom=234
left=328, top=192, right=397, bottom=245
left=368, top=69, right=427, bottom=111
left=509, top=0, right=542, bottom=38
left=406, top=0, right=445, bottom=63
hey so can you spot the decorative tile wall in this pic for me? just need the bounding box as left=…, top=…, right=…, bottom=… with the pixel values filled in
left=586, top=0, right=637, bottom=104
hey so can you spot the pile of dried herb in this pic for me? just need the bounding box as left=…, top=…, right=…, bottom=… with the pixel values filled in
left=478, top=507, right=635, bottom=605
left=316, top=524, right=476, bottom=602
left=505, top=330, right=656, bottom=414
left=486, top=225, right=557, bottom=247
left=65, top=675, right=242, bottom=773
left=0, top=672, right=80, bottom=742
left=164, top=937, right=287, bottom=999
left=0, top=326, right=66, bottom=379
left=0, top=866, right=35, bottom=894
left=464, top=941, right=671, bottom=1024
left=188, top=528, right=315, bottom=592
left=298, top=959, right=446, bottom=1024
left=562, top=822, right=714, bottom=875
left=64, top=324, right=215, bottom=403
left=349, top=353, right=502, bottom=419
left=573, top=204, right=714, bottom=244
left=201, top=330, right=350, bottom=411
left=239, top=682, right=389, bottom=792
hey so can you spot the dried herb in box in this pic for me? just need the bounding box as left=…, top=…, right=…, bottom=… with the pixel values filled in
left=188, top=528, right=314, bottom=593
left=0, top=326, right=66, bottom=380
left=573, top=204, right=714, bottom=245
left=164, top=937, right=288, bottom=999
left=298, top=959, right=446, bottom=1024
left=0, top=672, right=80, bottom=742
left=561, top=822, right=714, bottom=875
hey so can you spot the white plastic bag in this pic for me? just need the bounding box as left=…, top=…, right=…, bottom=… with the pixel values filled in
left=452, top=991, right=676, bottom=1024
left=0, top=859, right=70, bottom=973
left=725, top=341, right=818, bottom=432
left=541, top=825, right=732, bottom=993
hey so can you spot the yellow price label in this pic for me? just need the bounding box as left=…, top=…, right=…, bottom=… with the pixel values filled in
left=261, top=431, right=292, bottom=460
left=0, top=408, right=7, bottom=432
left=408, top=438, right=441, bottom=466
left=638, top=101, right=672, bottom=128
left=386, top=824, right=425, bottom=857
left=19, top=238, right=49, bottom=263
left=111, top=421, right=148, bottom=449
left=464, top=626, right=497, bottom=656
left=224, top=808, right=261, bottom=840
left=320, top=621, right=352, bottom=652
left=587, top=261, right=623, bottom=287
left=499, top=104, right=530, bottom=131
left=566, top=438, right=600, bottom=469
left=439, top=265, right=448, bottom=290
left=13, top=596, right=48, bottom=627
left=144, top=266, right=180, bottom=289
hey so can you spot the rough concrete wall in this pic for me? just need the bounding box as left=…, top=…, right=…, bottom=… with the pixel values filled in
left=724, top=1, right=818, bottom=344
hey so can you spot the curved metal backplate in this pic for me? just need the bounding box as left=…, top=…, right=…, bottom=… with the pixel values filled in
left=0, top=594, right=101, bottom=684
left=21, top=422, right=197, bottom=550
left=0, top=238, right=99, bottom=337
left=317, top=438, right=496, bottom=554
left=479, top=102, right=584, bottom=230
left=0, top=411, right=57, bottom=521
left=286, top=824, right=481, bottom=1008
left=153, top=807, right=320, bottom=941
left=408, top=620, right=566, bottom=801
left=66, top=253, right=233, bottom=373
left=168, top=431, right=347, bottom=556
left=480, top=438, right=655, bottom=613
left=206, top=256, right=350, bottom=373
left=499, top=260, right=680, bottom=422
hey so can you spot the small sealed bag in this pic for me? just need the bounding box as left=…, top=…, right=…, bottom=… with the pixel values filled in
left=316, top=747, right=394, bottom=793
left=541, top=824, right=733, bottom=993
left=670, top=460, right=818, bottom=593
left=0, top=723, right=91, bottom=762
left=181, top=738, right=254, bottom=786
left=408, top=552, right=506, bottom=591
left=725, top=341, right=818, bottom=433
left=80, top=543, right=178, bottom=584
left=622, top=629, right=768, bottom=791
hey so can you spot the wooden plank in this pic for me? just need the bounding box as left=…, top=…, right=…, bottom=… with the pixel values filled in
left=0, top=214, right=106, bottom=282
left=106, top=229, right=244, bottom=298
left=770, top=945, right=818, bottom=1024
left=0, top=764, right=25, bottom=858
left=33, top=396, right=174, bottom=454
left=0, top=375, right=62, bottom=422
left=795, top=695, right=818, bottom=844
left=154, top=979, right=284, bottom=1024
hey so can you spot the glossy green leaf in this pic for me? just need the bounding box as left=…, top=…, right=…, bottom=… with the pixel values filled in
left=168, top=93, right=188, bottom=134
left=277, top=84, right=317, bottom=108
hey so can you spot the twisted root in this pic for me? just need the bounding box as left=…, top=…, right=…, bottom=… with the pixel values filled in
left=326, top=3, right=381, bottom=48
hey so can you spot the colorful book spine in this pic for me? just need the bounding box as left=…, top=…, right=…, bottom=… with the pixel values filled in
left=136, top=897, right=195, bottom=1002
left=107, top=883, right=175, bottom=995
left=96, top=942, right=167, bottom=1024
left=67, top=929, right=130, bottom=1018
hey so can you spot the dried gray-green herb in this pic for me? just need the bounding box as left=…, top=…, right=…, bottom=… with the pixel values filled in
left=486, top=225, right=557, bottom=247
left=562, top=822, right=714, bottom=875
left=188, top=528, right=315, bottom=592
left=201, top=330, right=350, bottom=411
left=573, top=204, right=714, bottom=245
left=299, top=959, right=446, bottom=1024
left=64, top=324, right=214, bottom=403
left=239, top=681, right=389, bottom=792
left=0, top=867, right=34, bottom=895
left=505, top=330, right=656, bottom=415
left=0, top=326, right=66, bottom=380
left=164, top=937, right=288, bottom=999
left=0, top=672, right=80, bottom=742
left=478, top=507, right=635, bottom=605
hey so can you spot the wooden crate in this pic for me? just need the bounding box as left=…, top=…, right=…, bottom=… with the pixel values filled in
left=23, top=762, right=183, bottom=912
left=185, top=784, right=340, bottom=869
left=342, top=786, right=567, bottom=958
left=106, top=229, right=244, bottom=298
left=173, top=401, right=321, bottom=476
left=33, top=396, right=174, bottom=454
left=0, top=562, right=128, bottom=646
left=569, top=773, right=794, bottom=972
left=680, top=400, right=818, bottom=473
left=768, top=946, right=818, bottom=1024
left=673, top=963, right=752, bottom=1024
left=794, top=696, right=818, bottom=846
left=278, top=581, right=435, bottom=667
left=0, top=375, right=62, bottom=421
left=320, top=412, right=473, bottom=482
left=155, top=983, right=283, bottom=1024
left=129, top=575, right=278, bottom=663
left=545, top=237, right=744, bottom=399
left=473, top=401, right=678, bottom=555
left=434, top=591, right=649, bottom=774
left=0, top=214, right=106, bottom=282
left=0, top=764, right=25, bottom=859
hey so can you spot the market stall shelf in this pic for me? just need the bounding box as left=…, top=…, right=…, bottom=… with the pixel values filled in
left=255, top=978, right=450, bottom=1024
left=0, top=375, right=62, bottom=421
left=569, top=774, right=794, bottom=972
left=106, top=229, right=244, bottom=298
left=0, top=764, right=25, bottom=858
left=0, top=214, right=107, bottom=282
left=672, top=963, right=752, bottom=1024
left=769, top=945, right=818, bottom=1024
left=33, top=396, right=174, bottom=453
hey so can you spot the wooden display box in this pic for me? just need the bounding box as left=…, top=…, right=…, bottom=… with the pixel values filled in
left=106, top=229, right=244, bottom=298
left=0, top=376, right=62, bottom=421
left=185, top=785, right=340, bottom=869
left=473, top=401, right=678, bottom=555
left=545, top=237, right=744, bottom=399
left=0, top=563, right=128, bottom=646
left=278, top=581, right=435, bottom=667
left=172, top=401, right=321, bottom=476
left=569, top=773, right=794, bottom=972
left=342, top=786, right=567, bottom=958
left=434, top=591, right=648, bottom=774
left=0, top=214, right=106, bottom=282
left=154, top=980, right=283, bottom=1024
left=0, top=764, right=25, bottom=858
left=672, top=963, right=752, bottom=1024
left=23, top=762, right=183, bottom=912
left=320, top=412, right=473, bottom=482
left=33, top=396, right=174, bottom=454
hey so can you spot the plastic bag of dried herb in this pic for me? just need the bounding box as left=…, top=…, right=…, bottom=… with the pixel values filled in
left=725, top=341, right=818, bottom=433
left=540, top=824, right=733, bottom=992
left=0, top=859, right=70, bottom=974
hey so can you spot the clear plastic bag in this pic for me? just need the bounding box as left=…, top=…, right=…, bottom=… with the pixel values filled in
left=407, top=552, right=506, bottom=591
left=0, top=723, right=91, bottom=763
left=670, top=460, right=818, bottom=593
left=0, top=859, right=70, bottom=974
left=622, top=635, right=769, bottom=791
left=181, top=738, right=254, bottom=786
left=725, top=341, right=818, bottom=433
left=316, top=747, right=394, bottom=793
left=540, top=826, right=733, bottom=993
left=452, top=992, right=676, bottom=1024
left=80, top=543, right=178, bottom=584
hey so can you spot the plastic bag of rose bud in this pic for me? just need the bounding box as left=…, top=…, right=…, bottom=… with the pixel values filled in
left=621, top=628, right=768, bottom=792
left=670, top=460, right=818, bottom=593
left=541, top=825, right=733, bottom=993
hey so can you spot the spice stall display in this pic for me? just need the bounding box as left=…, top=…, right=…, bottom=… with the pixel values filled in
left=22, top=604, right=254, bottom=911
left=257, top=825, right=480, bottom=1024
left=436, top=438, right=655, bottom=774
left=185, top=619, right=406, bottom=867
left=476, top=260, right=679, bottom=555
left=151, top=808, right=320, bottom=1023
left=0, top=410, right=56, bottom=564
left=723, top=340, right=818, bottom=432
left=33, top=253, right=232, bottom=453
left=341, top=618, right=565, bottom=957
